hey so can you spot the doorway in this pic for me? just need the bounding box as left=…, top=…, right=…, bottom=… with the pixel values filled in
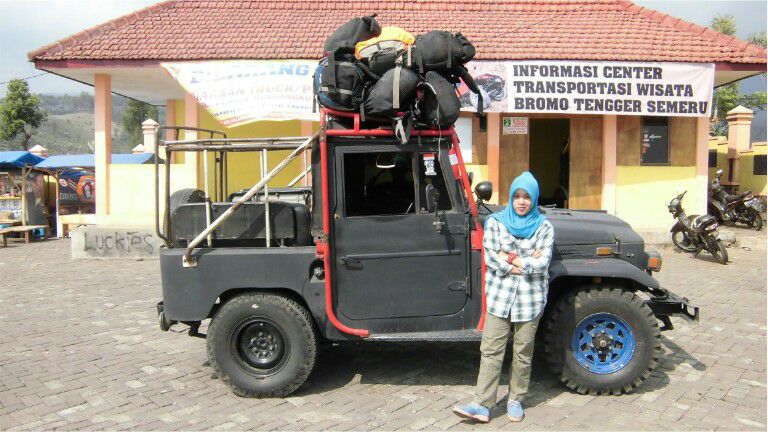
left=529, top=119, right=571, bottom=208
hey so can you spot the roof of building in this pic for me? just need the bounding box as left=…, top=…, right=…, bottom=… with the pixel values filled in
left=28, top=0, right=766, bottom=64
left=35, top=153, right=155, bottom=169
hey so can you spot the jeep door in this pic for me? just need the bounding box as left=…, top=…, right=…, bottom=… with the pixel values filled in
left=332, top=144, right=470, bottom=329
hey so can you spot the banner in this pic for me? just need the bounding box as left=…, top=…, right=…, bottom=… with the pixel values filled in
left=58, top=171, right=95, bottom=206
left=162, top=60, right=715, bottom=127
left=163, top=60, right=317, bottom=127
left=462, top=61, right=715, bottom=117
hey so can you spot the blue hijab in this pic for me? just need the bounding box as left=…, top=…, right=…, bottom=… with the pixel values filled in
left=488, top=171, right=546, bottom=239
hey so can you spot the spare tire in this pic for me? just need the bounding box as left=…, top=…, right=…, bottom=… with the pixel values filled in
left=164, top=188, right=205, bottom=247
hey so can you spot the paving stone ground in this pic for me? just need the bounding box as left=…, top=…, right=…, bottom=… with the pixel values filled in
left=0, top=226, right=765, bottom=431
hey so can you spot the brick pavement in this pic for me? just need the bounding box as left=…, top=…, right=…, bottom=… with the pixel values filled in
left=0, top=227, right=765, bottom=431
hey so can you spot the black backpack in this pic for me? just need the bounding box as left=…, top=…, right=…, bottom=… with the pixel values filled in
left=410, top=31, right=475, bottom=76
left=320, top=15, right=382, bottom=111
left=361, top=67, right=421, bottom=119
left=314, top=55, right=366, bottom=111
left=324, top=15, right=382, bottom=55
left=418, top=71, right=461, bottom=129
left=410, top=31, right=483, bottom=114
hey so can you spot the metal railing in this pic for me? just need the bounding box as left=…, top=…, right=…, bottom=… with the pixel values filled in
left=153, top=126, right=317, bottom=267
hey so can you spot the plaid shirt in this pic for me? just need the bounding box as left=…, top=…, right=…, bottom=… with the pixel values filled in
left=483, top=218, right=555, bottom=322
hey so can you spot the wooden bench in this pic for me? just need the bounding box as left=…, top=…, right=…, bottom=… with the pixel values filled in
left=0, top=225, right=49, bottom=247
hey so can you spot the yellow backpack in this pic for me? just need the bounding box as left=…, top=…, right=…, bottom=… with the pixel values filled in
left=355, top=27, right=415, bottom=76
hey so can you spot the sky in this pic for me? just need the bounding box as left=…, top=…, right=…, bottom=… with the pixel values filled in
left=0, top=0, right=766, bottom=97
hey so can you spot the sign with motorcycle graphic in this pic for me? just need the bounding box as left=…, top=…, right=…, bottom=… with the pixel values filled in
left=461, top=61, right=714, bottom=117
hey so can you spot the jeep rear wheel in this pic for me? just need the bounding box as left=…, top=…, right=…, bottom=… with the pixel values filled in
left=543, top=286, right=661, bottom=395
left=207, top=293, right=317, bottom=398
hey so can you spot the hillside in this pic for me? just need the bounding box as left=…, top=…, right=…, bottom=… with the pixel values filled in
left=30, top=112, right=132, bottom=154
left=0, top=93, right=164, bottom=155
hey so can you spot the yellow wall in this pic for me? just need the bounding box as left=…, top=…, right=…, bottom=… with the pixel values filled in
left=108, top=164, right=196, bottom=225
left=739, top=143, right=767, bottom=196
left=615, top=166, right=700, bottom=230
left=197, top=107, right=312, bottom=198
left=708, top=136, right=728, bottom=179
left=106, top=97, right=317, bottom=227
left=708, top=136, right=766, bottom=197
left=170, top=98, right=315, bottom=198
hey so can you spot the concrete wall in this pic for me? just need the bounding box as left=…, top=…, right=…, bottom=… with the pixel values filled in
left=107, top=164, right=196, bottom=226
left=70, top=225, right=163, bottom=259
left=104, top=98, right=315, bottom=227
left=709, top=136, right=766, bottom=198
left=615, top=116, right=702, bottom=231
left=739, top=142, right=767, bottom=196
left=708, top=136, right=728, bottom=179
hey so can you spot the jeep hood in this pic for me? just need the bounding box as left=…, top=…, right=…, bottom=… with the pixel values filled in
left=477, top=206, right=644, bottom=246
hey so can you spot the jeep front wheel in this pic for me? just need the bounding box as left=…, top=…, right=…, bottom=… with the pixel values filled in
left=207, top=293, right=317, bottom=397
left=543, top=286, right=661, bottom=395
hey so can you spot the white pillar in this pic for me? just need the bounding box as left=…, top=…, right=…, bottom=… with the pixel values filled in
left=142, top=118, right=160, bottom=154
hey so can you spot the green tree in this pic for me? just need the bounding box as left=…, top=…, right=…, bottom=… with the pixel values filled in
left=0, top=79, right=48, bottom=151
left=711, top=13, right=736, bottom=36
left=748, top=31, right=767, bottom=48
left=709, top=16, right=767, bottom=135
left=122, top=99, right=158, bottom=148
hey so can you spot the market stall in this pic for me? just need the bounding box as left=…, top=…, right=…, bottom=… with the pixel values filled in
left=0, top=151, right=52, bottom=245
left=36, top=153, right=154, bottom=237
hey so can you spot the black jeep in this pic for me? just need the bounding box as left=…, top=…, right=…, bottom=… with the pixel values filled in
left=155, top=110, right=698, bottom=398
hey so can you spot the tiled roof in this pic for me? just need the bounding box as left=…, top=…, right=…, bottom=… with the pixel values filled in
left=29, top=0, right=767, bottom=64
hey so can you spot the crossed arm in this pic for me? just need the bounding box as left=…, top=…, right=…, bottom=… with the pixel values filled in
left=483, top=219, right=555, bottom=276
left=499, top=250, right=542, bottom=275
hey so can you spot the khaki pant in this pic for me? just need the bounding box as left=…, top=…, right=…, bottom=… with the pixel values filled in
left=473, top=311, right=542, bottom=408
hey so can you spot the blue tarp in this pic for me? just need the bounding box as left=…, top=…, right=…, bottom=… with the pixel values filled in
left=0, top=151, right=46, bottom=169
left=36, top=153, right=155, bottom=169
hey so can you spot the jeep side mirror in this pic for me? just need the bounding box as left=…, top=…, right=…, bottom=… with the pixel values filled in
left=425, top=184, right=440, bottom=213
left=468, top=172, right=474, bottom=186
left=475, top=181, right=493, bottom=202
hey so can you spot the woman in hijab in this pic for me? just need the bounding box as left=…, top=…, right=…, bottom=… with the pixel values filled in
left=453, top=171, right=555, bottom=423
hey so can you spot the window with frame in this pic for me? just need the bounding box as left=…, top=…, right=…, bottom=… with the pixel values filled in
left=343, top=152, right=416, bottom=217
left=641, top=116, right=669, bottom=165
left=754, top=155, right=767, bottom=176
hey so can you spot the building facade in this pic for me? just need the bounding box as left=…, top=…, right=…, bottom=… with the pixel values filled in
left=28, top=0, right=766, bottom=237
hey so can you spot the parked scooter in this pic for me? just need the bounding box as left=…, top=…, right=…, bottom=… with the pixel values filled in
left=668, top=190, right=728, bottom=264
left=708, top=169, right=763, bottom=230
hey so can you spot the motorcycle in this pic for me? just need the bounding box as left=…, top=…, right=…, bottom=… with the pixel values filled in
left=668, top=190, right=728, bottom=264
left=708, top=169, right=764, bottom=230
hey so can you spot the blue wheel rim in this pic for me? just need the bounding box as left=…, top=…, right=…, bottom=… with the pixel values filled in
left=571, top=313, right=636, bottom=374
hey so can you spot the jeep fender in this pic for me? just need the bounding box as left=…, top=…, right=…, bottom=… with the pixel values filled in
left=549, top=258, right=660, bottom=291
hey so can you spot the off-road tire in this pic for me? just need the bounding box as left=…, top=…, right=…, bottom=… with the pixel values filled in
left=206, top=293, right=318, bottom=398
left=543, top=286, right=661, bottom=395
left=164, top=188, right=205, bottom=246
left=671, top=228, right=700, bottom=253
left=708, top=236, right=728, bottom=265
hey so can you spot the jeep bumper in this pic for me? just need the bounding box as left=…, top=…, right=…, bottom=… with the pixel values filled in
left=644, top=290, right=699, bottom=331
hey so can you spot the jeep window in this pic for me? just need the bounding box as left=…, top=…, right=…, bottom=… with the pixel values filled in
left=418, top=152, right=453, bottom=212
left=344, top=152, right=416, bottom=217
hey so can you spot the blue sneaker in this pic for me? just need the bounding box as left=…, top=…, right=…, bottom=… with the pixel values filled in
left=453, top=402, right=490, bottom=423
left=507, top=400, right=524, bottom=422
